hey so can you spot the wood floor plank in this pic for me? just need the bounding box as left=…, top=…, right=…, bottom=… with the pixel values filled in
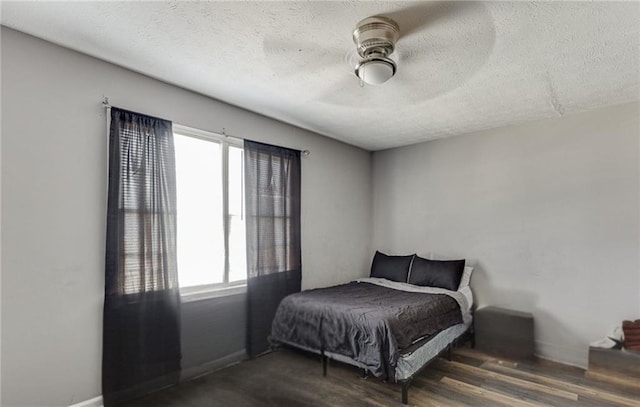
left=389, top=383, right=458, bottom=407
left=480, top=380, right=586, bottom=407
left=415, top=376, right=496, bottom=407
left=483, top=361, right=640, bottom=406
left=436, top=359, right=578, bottom=400
left=585, top=369, right=640, bottom=391
left=427, top=363, right=486, bottom=387
left=508, top=356, right=640, bottom=397
left=438, top=376, right=542, bottom=407
left=447, top=352, right=486, bottom=367
left=453, top=347, right=520, bottom=368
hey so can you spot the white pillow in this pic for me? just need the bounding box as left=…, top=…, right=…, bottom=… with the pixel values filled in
left=458, top=266, right=474, bottom=290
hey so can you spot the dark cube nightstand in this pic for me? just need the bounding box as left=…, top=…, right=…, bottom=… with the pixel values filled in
left=475, top=306, right=534, bottom=359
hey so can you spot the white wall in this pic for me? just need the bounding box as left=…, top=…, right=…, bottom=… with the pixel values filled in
left=373, top=102, right=640, bottom=368
left=0, top=27, right=372, bottom=407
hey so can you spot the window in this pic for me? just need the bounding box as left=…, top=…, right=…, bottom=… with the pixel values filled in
left=173, top=125, right=246, bottom=295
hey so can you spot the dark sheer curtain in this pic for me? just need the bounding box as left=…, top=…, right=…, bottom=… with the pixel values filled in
left=103, top=108, right=181, bottom=405
left=244, top=140, right=302, bottom=357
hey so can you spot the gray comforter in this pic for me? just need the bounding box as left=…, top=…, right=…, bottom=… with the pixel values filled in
left=270, top=281, right=462, bottom=380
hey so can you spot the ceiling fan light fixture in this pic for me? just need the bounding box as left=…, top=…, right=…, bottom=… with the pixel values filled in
left=352, top=16, right=400, bottom=86
left=355, top=55, right=397, bottom=85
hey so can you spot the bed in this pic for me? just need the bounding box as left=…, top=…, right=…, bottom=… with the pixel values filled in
left=269, top=252, right=474, bottom=404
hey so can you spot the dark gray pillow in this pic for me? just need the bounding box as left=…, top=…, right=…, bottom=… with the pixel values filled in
left=370, top=251, right=415, bottom=282
left=408, top=256, right=465, bottom=290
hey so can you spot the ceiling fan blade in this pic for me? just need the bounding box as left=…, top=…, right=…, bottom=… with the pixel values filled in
left=383, top=1, right=487, bottom=39
left=381, top=3, right=496, bottom=101
left=394, top=18, right=496, bottom=65
left=314, top=74, right=367, bottom=106
left=263, top=38, right=345, bottom=78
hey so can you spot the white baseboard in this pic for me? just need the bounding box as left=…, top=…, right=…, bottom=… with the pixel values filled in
left=68, top=395, right=103, bottom=407
left=535, top=340, right=588, bottom=369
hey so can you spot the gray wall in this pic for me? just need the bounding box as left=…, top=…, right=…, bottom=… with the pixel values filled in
left=1, top=27, right=372, bottom=407
left=372, top=102, right=640, bottom=368
left=181, top=294, right=247, bottom=379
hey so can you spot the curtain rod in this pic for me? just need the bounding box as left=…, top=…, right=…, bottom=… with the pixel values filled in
left=102, top=97, right=310, bottom=157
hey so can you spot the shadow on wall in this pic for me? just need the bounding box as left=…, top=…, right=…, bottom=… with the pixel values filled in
left=469, top=261, right=539, bottom=313
left=469, top=263, right=587, bottom=366
left=532, top=308, right=587, bottom=367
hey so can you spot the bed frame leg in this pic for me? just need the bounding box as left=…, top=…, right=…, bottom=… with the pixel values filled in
left=447, top=343, right=452, bottom=361
left=321, top=353, right=327, bottom=377
left=360, top=368, right=368, bottom=379
left=401, top=381, right=410, bottom=405
left=269, top=343, right=280, bottom=352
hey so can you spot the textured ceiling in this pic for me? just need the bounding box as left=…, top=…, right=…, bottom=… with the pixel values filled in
left=2, top=1, right=639, bottom=150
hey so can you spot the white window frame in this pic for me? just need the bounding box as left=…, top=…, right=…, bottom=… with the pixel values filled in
left=173, top=124, right=246, bottom=300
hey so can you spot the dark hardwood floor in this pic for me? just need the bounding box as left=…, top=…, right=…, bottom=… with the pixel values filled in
left=120, top=346, right=640, bottom=406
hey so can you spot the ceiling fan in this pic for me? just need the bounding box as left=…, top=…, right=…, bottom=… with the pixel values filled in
left=352, top=16, right=401, bottom=86
left=262, top=2, right=495, bottom=104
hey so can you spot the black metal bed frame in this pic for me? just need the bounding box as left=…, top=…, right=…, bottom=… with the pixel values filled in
left=311, top=326, right=475, bottom=405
